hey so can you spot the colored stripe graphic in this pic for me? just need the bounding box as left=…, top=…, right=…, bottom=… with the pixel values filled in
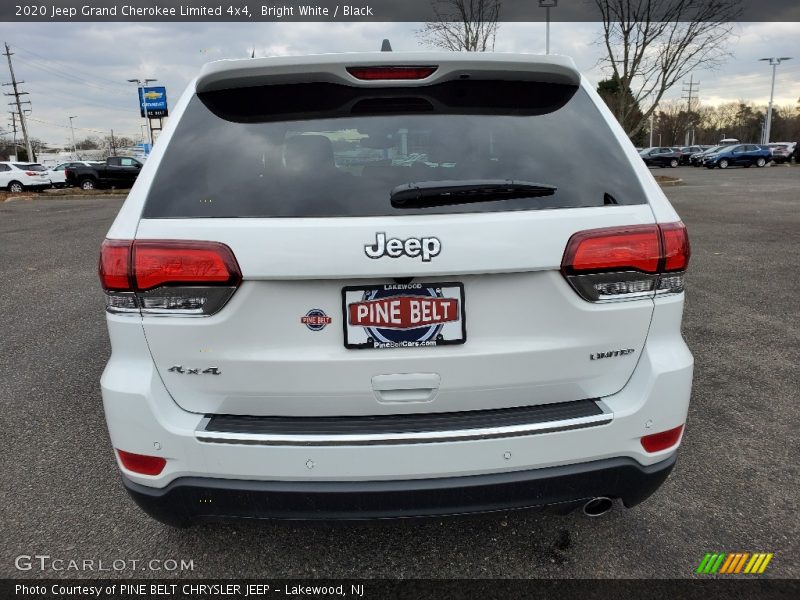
left=700, top=552, right=773, bottom=574
left=696, top=553, right=713, bottom=574
left=734, top=553, right=749, bottom=573
left=758, top=554, right=774, bottom=573
left=709, top=553, right=726, bottom=573
left=719, top=554, right=737, bottom=574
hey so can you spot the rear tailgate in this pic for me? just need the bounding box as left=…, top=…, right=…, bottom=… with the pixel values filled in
left=133, top=54, right=656, bottom=416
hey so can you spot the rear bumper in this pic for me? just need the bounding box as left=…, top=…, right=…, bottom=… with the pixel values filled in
left=122, top=454, right=677, bottom=526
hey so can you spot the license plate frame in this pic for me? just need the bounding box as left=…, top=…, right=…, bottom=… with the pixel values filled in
left=342, top=282, right=467, bottom=350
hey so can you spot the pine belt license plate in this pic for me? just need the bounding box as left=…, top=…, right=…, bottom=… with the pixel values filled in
left=342, top=282, right=466, bottom=350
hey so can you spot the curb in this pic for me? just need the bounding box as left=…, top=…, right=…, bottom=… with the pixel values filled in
left=657, top=178, right=683, bottom=187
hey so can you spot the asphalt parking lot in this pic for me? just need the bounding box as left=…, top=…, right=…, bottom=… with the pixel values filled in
left=1, top=165, right=798, bottom=579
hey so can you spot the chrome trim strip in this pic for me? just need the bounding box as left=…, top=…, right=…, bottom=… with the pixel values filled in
left=195, top=403, right=613, bottom=447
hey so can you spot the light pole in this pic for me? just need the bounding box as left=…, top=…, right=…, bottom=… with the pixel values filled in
left=127, top=77, right=157, bottom=147
left=68, top=115, right=78, bottom=158
left=539, top=0, right=558, bottom=55
left=758, top=57, right=791, bottom=144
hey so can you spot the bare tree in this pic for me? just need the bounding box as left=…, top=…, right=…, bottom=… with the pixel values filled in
left=654, top=100, right=694, bottom=146
left=417, top=0, right=501, bottom=52
left=595, top=0, right=742, bottom=138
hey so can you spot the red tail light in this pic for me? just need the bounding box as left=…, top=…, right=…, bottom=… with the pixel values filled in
left=641, top=424, right=684, bottom=453
left=25, top=171, right=38, bottom=176
left=660, top=222, right=691, bottom=271
left=133, top=241, right=241, bottom=290
left=562, top=225, right=661, bottom=275
left=116, top=449, right=166, bottom=476
left=99, top=239, right=241, bottom=315
left=99, top=239, right=133, bottom=291
left=561, top=222, right=690, bottom=302
left=347, top=66, right=438, bottom=80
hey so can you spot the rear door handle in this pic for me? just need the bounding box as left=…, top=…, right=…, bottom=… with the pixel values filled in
left=371, top=373, right=441, bottom=404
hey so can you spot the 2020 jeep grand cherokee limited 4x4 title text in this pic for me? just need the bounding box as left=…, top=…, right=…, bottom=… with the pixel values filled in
left=98, top=53, right=692, bottom=526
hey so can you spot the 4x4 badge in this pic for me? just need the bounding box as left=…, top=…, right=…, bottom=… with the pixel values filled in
left=365, top=232, right=441, bottom=262
left=168, top=366, right=221, bottom=375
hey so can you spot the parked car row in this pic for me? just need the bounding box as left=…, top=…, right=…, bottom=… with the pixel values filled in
left=639, top=141, right=797, bottom=170
left=0, top=156, right=143, bottom=192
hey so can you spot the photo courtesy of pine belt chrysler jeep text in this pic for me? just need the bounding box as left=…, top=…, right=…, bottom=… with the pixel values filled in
left=98, top=52, right=693, bottom=526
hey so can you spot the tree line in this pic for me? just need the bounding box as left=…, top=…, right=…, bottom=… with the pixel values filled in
left=0, top=134, right=137, bottom=161
left=645, top=100, right=800, bottom=147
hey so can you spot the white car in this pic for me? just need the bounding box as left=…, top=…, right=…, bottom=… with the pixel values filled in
left=0, top=161, right=51, bottom=192
left=99, top=53, right=693, bottom=526
left=49, top=161, right=104, bottom=187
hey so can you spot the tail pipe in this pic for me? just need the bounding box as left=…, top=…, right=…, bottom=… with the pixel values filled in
left=582, top=497, right=614, bottom=517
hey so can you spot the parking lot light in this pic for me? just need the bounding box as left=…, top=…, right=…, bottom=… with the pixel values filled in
left=758, top=57, right=792, bottom=144
left=539, top=0, right=558, bottom=55
left=128, top=78, right=158, bottom=147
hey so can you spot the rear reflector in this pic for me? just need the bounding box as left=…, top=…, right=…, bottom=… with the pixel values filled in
left=346, top=66, right=438, bottom=80
left=116, top=449, right=166, bottom=476
left=641, top=425, right=684, bottom=453
left=99, top=239, right=242, bottom=316
left=561, top=222, right=690, bottom=302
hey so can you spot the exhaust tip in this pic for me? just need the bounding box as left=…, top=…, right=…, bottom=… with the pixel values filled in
left=583, top=497, right=614, bottom=517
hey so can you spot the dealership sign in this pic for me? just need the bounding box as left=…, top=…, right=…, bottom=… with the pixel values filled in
left=139, top=86, right=168, bottom=118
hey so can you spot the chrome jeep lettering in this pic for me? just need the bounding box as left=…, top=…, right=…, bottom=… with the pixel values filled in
left=364, top=232, right=441, bottom=262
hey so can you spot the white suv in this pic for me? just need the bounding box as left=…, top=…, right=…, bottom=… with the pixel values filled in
left=0, top=162, right=51, bottom=192
left=99, top=53, right=693, bottom=526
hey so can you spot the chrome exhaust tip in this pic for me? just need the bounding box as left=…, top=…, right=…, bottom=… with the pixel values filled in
left=582, top=497, right=614, bottom=517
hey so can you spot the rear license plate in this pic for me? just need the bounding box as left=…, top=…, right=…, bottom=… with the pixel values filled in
left=342, top=282, right=466, bottom=350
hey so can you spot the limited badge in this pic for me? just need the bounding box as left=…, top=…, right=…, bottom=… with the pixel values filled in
left=301, top=309, right=332, bottom=331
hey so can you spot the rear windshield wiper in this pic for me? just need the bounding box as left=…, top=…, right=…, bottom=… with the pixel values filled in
left=390, top=179, right=557, bottom=209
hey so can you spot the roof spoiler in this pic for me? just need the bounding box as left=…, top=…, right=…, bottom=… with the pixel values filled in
left=196, top=53, right=581, bottom=93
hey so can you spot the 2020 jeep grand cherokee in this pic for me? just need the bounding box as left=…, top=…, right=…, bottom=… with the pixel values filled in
left=98, top=53, right=692, bottom=526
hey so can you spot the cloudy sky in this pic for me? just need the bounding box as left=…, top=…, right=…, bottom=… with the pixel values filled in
left=2, top=21, right=798, bottom=148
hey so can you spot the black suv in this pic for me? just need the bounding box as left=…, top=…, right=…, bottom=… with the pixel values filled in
left=639, top=147, right=681, bottom=168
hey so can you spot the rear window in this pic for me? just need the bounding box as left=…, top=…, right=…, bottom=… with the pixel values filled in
left=14, top=164, right=46, bottom=171
left=143, top=80, right=647, bottom=218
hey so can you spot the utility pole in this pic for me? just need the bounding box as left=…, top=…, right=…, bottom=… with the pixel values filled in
left=68, top=115, right=78, bottom=158
left=8, top=110, right=17, bottom=145
left=682, top=75, right=700, bottom=146
left=110, top=129, right=117, bottom=156
left=2, top=42, right=33, bottom=161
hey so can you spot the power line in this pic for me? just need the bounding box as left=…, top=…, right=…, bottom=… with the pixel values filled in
left=22, top=83, right=137, bottom=114
left=9, top=41, right=132, bottom=90
left=13, top=54, right=133, bottom=98
left=26, top=115, right=139, bottom=138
